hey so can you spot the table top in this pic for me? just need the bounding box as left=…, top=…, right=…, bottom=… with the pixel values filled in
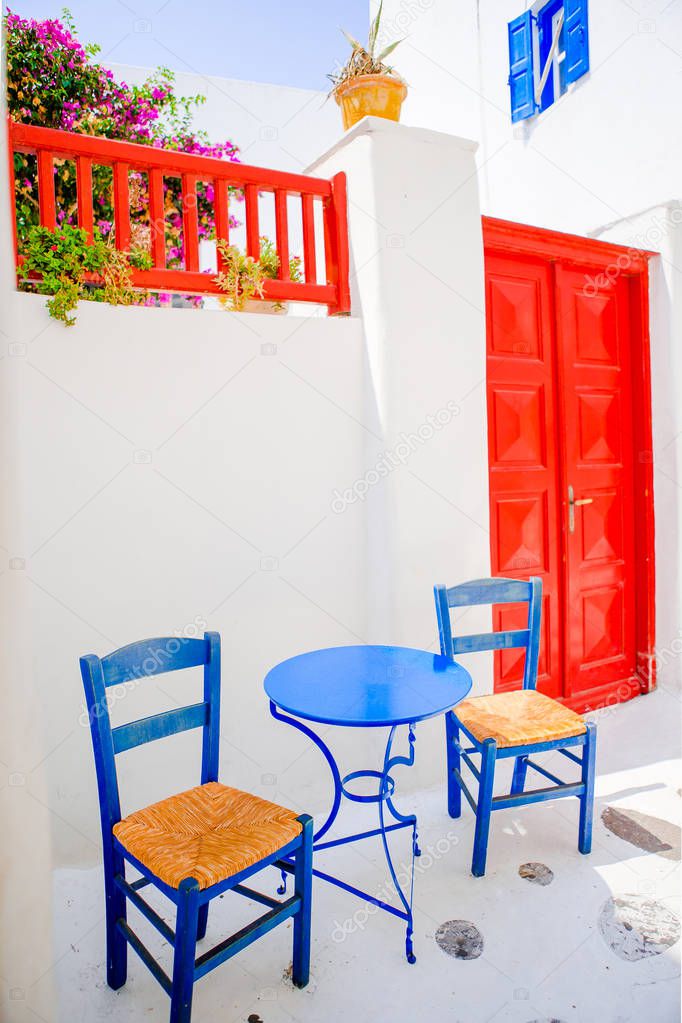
left=264, top=645, right=472, bottom=727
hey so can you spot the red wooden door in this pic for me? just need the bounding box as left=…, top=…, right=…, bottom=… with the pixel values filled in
left=486, top=252, right=562, bottom=699
left=484, top=225, right=647, bottom=711
left=555, top=266, right=637, bottom=701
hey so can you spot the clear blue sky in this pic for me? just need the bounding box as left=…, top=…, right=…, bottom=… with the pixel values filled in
left=9, top=0, right=370, bottom=91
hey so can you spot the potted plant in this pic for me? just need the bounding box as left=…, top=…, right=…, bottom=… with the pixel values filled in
left=17, top=224, right=151, bottom=326
left=214, top=237, right=302, bottom=314
left=329, top=1, right=407, bottom=132
left=249, top=237, right=302, bottom=313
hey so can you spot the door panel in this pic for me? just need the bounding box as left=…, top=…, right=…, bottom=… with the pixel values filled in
left=486, top=254, right=562, bottom=697
left=485, top=246, right=639, bottom=704
left=554, top=267, right=637, bottom=697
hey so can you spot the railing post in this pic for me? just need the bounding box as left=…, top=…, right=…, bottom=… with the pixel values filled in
left=148, top=168, right=166, bottom=269
left=323, top=172, right=351, bottom=315
left=274, top=190, right=290, bottom=281
left=245, top=183, right=260, bottom=259
left=214, top=179, right=230, bottom=270
left=37, top=150, right=56, bottom=230
left=76, top=156, right=94, bottom=243
left=301, top=194, right=317, bottom=285
left=182, top=172, right=200, bottom=272
left=112, top=162, right=131, bottom=251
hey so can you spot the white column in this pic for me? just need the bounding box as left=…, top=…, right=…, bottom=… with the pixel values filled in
left=310, top=117, right=491, bottom=672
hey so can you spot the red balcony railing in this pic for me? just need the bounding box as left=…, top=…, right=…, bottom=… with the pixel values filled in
left=8, top=120, right=351, bottom=314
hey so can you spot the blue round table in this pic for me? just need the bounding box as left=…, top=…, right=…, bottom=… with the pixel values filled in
left=265, top=645, right=472, bottom=963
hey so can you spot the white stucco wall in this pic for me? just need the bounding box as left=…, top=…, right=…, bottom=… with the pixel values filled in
left=0, top=45, right=55, bottom=1023
left=3, top=297, right=368, bottom=860
left=594, top=203, right=682, bottom=689
left=1, top=100, right=493, bottom=1015
left=378, top=0, right=682, bottom=690
left=378, top=0, right=682, bottom=234
left=4, top=7, right=677, bottom=1011
left=309, top=118, right=492, bottom=788
left=107, top=63, right=338, bottom=175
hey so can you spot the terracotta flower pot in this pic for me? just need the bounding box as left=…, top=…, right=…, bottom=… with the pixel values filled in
left=243, top=298, right=287, bottom=315
left=334, top=74, right=407, bottom=131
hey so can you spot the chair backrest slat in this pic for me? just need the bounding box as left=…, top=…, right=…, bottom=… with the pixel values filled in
left=445, top=577, right=532, bottom=607
left=111, top=702, right=209, bottom=754
left=434, top=577, right=542, bottom=691
left=80, top=633, right=221, bottom=841
left=100, top=636, right=209, bottom=687
left=452, top=628, right=530, bottom=655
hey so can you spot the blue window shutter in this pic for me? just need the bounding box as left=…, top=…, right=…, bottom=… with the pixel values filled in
left=564, top=0, right=589, bottom=83
left=508, top=11, right=535, bottom=122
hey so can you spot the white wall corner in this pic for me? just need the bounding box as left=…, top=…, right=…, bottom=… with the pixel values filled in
left=310, top=117, right=492, bottom=715
left=0, top=85, right=58, bottom=1023
left=593, top=202, right=682, bottom=692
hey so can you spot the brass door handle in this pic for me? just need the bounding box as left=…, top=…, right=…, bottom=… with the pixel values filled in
left=568, top=486, right=593, bottom=533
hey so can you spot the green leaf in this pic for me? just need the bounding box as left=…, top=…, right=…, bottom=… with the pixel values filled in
left=340, top=27, right=363, bottom=51
left=368, top=0, right=384, bottom=57
left=376, top=39, right=402, bottom=62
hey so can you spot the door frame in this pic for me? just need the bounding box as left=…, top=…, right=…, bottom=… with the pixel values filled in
left=482, top=216, right=656, bottom=712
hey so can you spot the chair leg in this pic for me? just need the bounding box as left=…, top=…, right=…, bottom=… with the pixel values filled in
left=196, top=904, right=209, bottom=941
left=510, top=754, right=528, bottom=795
left=445, top=712, right=462, bottom=819
left=472, top=739, right=497, bottom=878
left=170, top=878, right=200, bottom=1023
left=578, top=721, right=597, bottom=855
left=292, top=814, right=313, bottom=988
left=105, top=851, right=127, bottom=990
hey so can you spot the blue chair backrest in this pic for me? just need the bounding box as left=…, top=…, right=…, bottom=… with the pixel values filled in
left=80, top=632, right=221, bottom=834
left=434, top=577, right=542, bottom=690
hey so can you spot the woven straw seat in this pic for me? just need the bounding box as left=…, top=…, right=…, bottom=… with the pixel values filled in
left=455, top=689, right=586, bottom=749
left=113, top=781, right=302, bottom=889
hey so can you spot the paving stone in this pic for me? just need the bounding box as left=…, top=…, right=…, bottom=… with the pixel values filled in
left=519, top=861, right=554, bottom=885
left=598, top=895, right=681, bottom=961
left=601, top=806, right=681, bottom=860
left=435, top=920, right=484, bottom=960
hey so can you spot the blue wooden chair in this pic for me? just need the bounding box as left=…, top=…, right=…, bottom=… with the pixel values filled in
left=434, top=577, right=596, bottom=877
left=80, top=632, right=312, bottom=1023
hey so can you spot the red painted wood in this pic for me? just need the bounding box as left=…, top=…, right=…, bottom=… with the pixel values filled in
left=628, top=272, right=656, bottom=695
left=8, top=119, right=350, bottom=312
left=182, top=172, right=200, bottom=272
left=112, top=162, right=131, bottom=251
left=483, top=216, right=655, bottom=269
left=274, top=190, right=290, bottom=281
left=7, top=133, right=18, bottom=263
left=10, top=121, right=333, bottom=197
left=213, top=179, right=230, bottom=268
left=37, top=149, right=56, bottom=229
left=128, top=268, right=335, bottom=305
left=332, top=173, right=351, bottom=315
left=302, top=194, right=317, bottom=284
left=485, top=252, right=562, bottom=699
left=245, top=184, right=260, bottom=259
left=322, top=173, right=351, bottom=314
left=483, top=218, right=655, bottom=713
left=555, top=266, right=637, bottom=699
left=76, top=156, right=94, bottom=242
left=148, top=168, right=166, bottom=269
